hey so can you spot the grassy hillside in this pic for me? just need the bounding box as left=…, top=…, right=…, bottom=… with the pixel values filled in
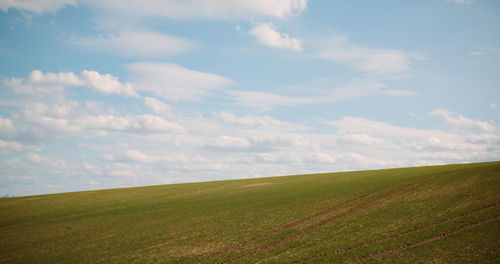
left=0, top=161, right=499, bottom=263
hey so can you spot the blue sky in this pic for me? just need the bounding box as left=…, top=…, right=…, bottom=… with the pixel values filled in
left=0, top=0, right=499, bottom=196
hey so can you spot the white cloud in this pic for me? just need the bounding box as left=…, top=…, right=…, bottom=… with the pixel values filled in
left=0, top=140, right=23, bottom=154
left=76, top=115, right=131, bottom=131
left=314, top=37, right=420, bottom=75
left=227, top=90, right=308, bottom=110
left=325, top=115, right=500, bottom=160
left=326, top=116, right=454, bottom=141
left=0, top=155, right=127, bottom=196
left=26, top=70, right=81, bottom=86
left=104, top=148, right=207, bottom=164
left=0, top=0, right=76, bottom=14
left=80, top=70, right=138, bottom=97
left=76, top=114, right=186, bottom=134
left=71, top=30, right=196, bottom=57
left=321, top=81, right=387, bottom=101
left=10, top=104, right=186, bottom=141
left=446, top=0, right=474, bottom=5
left=2, top=68, right=498, bottom=196
left=3, top=70, right=138, bottom=97
left=249, top=23, right=302, bottom=52
left=336, top=133, right=384, bottom=145
left=123, top=150, right=153, bottom=163
left=0, top=117, right=16, bottom=135
left=205, top=133, right=318, bottom=152
left=85, top=0, right=307, bottom=20
left=208, top=135, right=251, bottom=150
left=380, top=90, right=416, bottom=96
left=3, top=70, right=81, bottom=95
left=255, top=151, right=336, bottom=164
left=227, top=80, right=412, bottom=110
left=143, top=97, right=173, bottom=115
left=431, top=109, right=496, bottom=132
left=466, top=134, right=500, bottom=144
left=107, top=162, right=136, bottom=178
left=19, top=99, right=78, bottom=120
left=132, top=115, right=185, bottom=133
left=20, top=111, right=82, bottom=135
left=126, top=62, right=233, bottom=101
left=214, top=111, right=309, bottom=130
left=470, top=47, right=500, bottom=57
left=3, top=108, right=499, bottom=196
left=250, top=134, right=318, bottom=151
left=26, top=153, right=66, bottom=166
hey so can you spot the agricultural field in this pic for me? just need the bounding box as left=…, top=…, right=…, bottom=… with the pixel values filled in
left=0, top=161, right=499, bottom=263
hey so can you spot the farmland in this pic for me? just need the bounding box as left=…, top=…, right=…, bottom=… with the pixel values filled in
left=0, top=161, right=499, bottom=263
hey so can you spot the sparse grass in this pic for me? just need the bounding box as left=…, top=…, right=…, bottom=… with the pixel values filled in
left=0, top=161, right=499, bottom=263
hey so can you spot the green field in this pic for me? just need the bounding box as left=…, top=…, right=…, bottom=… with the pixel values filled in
left=1, top=161, right=499, bottom=263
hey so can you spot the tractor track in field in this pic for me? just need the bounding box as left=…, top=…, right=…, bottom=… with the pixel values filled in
left=292, top=201, right=500, bottom=263
left=342, top=213, right=500, bottom=264
left=185, top=185, right=393, bottom=264
left=216, top=175, right=435, bottom=264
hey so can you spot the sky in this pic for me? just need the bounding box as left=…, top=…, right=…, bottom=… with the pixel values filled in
left=0, top=0, right=499, bottom=196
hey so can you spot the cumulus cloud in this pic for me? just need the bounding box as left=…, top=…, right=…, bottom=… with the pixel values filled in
left=0, top=0, right=76, bottom=14
left=0, top=154, right=120, bottom=195
left=3, top=107, right=499, bottom=196
left=13, top=107, right=185, bottom=140
left=71, top=30, right=196, bottom=57
left=26, top=153, right=66, bottom=166
left=0, top=117, right=16, bottom=135
left=325, top=115, right=500, bottom=165
left=208, top=135, right=252, bottom=150
left=205, top=133, right=318, bottom=152
left=336, top=133, right=384, bottom=145
left=227, top=90, right=308, bottom=110
left=214, top=111, right=309, bottom=130
left=250, top=134, right=318, bottom=151
left=3, top=70, right=138, bottom=97
left=314, top=37, right=422, bottom=75
left=76, top=114, right=186, bottom=134
left=255, top=151, right=336, bottom=164
left=127, top=62, right=233, bottom=101
left=466, top=134, right=500, bottom=144
left=19, top=107, right=82, bottom=135
left=17, top=99, right=79, bottom=124
left=431, top=109, right=496, bottom=132
left=103, top=148, right=207, bottom=165
left=249, top=23, right=302, bottom=52
left=143, top=97, right=173, bottom=115
left=80, top=70, right=138, bottom=97
left=85, top=0, right=307, bottom=20
left=0, top=140, right=25, bottom=154
left=3, top=70, right=81, bottom=94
